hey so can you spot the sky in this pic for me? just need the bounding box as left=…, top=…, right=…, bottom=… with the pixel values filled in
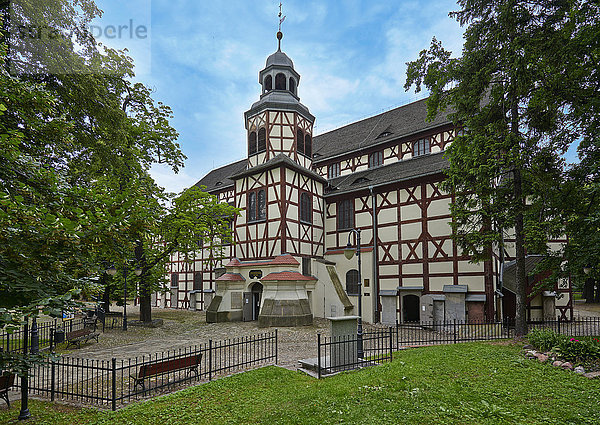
left=91, top=0, right=468, bottom=193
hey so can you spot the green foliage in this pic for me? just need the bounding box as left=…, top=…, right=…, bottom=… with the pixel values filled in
left=555, top=337, right=600, bottom=363
left=527, top=328, right=566, bottom=352
left=404, top=0, right=600, bottom=335
left=528, top=328, right=600, bottom=363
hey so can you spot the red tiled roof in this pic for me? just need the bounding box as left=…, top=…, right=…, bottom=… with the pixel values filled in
left=225, top=254, right=300, bottom=267
left=261, top=271, right=316, bottom=281
left=225, top=258, right=242, bottom=267
left=216, top=273, right=245, bottom=282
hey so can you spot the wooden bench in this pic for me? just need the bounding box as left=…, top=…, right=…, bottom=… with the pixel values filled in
left=65, top=328, right=100, bottom=349
left=131, top=353, right=202, bottom=391
left=0, top=373, right=15, bottom=407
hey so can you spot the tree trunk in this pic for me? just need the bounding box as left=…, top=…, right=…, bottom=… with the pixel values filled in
left=100, top=273, right=111, bottom=313
left=510, top=90, right=528, bottom=337
left=136, top=239, right=153, bottom=323
left=513, top=167, right=528, bottom=337
left=584, top=278, right=595, bottom=303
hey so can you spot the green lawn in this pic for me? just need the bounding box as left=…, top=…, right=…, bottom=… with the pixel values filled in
left=2, top=342, right=599, bottom=425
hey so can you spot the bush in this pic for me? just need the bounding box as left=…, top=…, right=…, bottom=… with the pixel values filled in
left=555, top=337, right=600, bottom=363
left=527, top=329, right=566, bottom=352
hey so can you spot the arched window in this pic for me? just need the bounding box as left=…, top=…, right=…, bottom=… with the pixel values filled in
left=297, top=129, right=304, bottom=154
left=275, top=73, right=286, bottom=90
left=258, top=128, right=266, bottom=152
left=257, top=189, right=266, bottom=220
left=264, top=75, right=272, bottom=92
left=300, top=192, right=312, bottom=224
left=346, top=269, right=359, bottom=295
left=248, top=131, right=257, bottom=155
left=248, top=191, right=256, bottom=222
left=304, top=134, right=312, bottom=157
left=289, top=77, right=296, bottom=94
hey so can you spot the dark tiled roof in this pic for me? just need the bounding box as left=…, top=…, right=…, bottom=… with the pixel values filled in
left=312, top=98, right=452, bottom=161
left=229, top=154, right=327, bottom=183
left=325, top=152, right=449, bottom=196
left=194, top=159, right=247, bottom=193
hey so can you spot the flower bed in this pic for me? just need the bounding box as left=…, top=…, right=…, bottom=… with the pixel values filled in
left=526, top=328, right=600, bottom=375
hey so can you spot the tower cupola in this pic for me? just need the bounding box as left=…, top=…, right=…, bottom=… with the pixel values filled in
left=244, top=29, right=315, bottom=169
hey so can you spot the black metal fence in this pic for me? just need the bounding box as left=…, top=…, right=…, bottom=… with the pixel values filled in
left=13, top=330, right=277, bottom=410
left=315, top=317, right=600, bottom=377
left=0, top=315, right=124, bottom=354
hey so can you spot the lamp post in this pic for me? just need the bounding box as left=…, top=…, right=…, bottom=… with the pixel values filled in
left=106, top=262, right=141, bottom=331
left=344, top=229, right=363, bottom=359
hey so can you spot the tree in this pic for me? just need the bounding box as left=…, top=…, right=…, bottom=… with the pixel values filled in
left=405, top=0, right=599, bottom=336
left=0, top=0, right=239, bottom=335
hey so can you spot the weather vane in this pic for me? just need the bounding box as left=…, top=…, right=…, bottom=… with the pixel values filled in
left=277, top=2, right=286, bottom=50
left=278, top=2, right=286, bottom=32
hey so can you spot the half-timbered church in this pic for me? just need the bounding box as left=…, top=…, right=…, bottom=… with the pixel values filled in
left=157, top=31, right=572, bottom=325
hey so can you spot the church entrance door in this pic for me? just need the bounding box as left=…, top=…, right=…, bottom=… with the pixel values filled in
left=251, top=282, right=263, bottom=321
left=403, top=294, right=420, bottom=322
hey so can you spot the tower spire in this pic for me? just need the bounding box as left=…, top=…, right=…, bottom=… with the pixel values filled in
left=277, top=2, right=286, bottom=51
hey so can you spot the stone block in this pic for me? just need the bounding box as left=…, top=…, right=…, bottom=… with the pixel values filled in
left=552, top=360, right=563, bottom=367
left=561, top=362, right=573, bottom=370
left=583, top=371, right=600, bottom=379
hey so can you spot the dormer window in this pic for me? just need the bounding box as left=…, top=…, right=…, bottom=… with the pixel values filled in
left=413, top=138, right=430, bottom=157
left=275, top=73, right=286, bottom=90
left=377, top=131, right=392, bottom=139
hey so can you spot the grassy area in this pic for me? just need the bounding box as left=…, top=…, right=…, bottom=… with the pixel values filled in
left=1, top=342, right=599, bottom=424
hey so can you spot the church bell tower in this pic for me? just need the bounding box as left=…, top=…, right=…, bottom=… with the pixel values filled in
left=244, top=31, right=315, bottom=170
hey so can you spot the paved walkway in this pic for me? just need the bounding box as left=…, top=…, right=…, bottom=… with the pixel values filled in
left=66, top=306, right=330, bottom=369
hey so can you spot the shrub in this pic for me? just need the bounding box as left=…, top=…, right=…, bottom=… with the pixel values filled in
left=527, top=328, right=566, bottom=352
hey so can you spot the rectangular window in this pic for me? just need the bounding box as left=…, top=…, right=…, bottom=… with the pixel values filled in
left=327, top=163, right=340, bottom=179
left=302, top=257, right=311, bottom=277
left=247, top=189, right=266, bottom=222
left=368, top=151, right=382, bottom=168
left=337, top=199, right=354, bottom=230
left=170, top=273, right=179, bottom=288
left=300, top=192, right=312, bottom=224
left=193, top=272, right=202, bottom=291
left=413, top=138, right=430, bottom=157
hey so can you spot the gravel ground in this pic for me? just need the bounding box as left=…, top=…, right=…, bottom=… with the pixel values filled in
left=64, top=306, right=331, bottom=369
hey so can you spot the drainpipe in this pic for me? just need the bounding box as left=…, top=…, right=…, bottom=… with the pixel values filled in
left=370, top=186, right=380, bottom=323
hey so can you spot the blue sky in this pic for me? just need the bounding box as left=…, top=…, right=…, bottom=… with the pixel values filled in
left=92, top=0, right=467, bottom=193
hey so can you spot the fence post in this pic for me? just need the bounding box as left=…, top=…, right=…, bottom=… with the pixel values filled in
left=111, top=358, right=116, bottom=411
left=208, top=340, right=212, bottom=382
left=453, top=320, right=457, bottom=344
left=388, top=327, right=393, bottom=361
left=275, top=329, right=278, bottom=365
left=317, top=334, right=321, bottom=379
left=50, top=356, right=56, bottom=402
